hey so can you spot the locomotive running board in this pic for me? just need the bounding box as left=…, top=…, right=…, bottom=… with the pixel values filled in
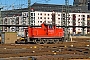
left=30, top=37, right=63, bottom=38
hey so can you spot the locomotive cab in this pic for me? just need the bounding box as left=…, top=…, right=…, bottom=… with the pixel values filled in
left=48, top=24, right=55, bottom=29
left=49, top=25, right=53, bottom=29
left=42, top=22, right=55, bottom=29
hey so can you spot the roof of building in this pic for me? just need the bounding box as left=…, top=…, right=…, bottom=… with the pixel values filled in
left=1, top=3, right=90, bottom=17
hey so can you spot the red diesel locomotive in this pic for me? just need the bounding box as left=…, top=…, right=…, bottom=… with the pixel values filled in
left=26, top=22, right=64, bottom=44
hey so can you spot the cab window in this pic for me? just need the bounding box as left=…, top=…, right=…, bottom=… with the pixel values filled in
left=49, top=25, right=53, bottom=29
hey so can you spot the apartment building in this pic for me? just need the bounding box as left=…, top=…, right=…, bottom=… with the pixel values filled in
left=73, top=0, right=88, bottom=6
left=2, top=15, right=26, bottom=37
left=3, top=11, right=90, bottom=35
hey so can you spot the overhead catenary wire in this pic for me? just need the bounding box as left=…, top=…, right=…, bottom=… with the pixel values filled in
left=0, top=0, right=28, bottom=10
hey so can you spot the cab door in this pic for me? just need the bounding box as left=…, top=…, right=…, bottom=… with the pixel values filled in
left=48, top=25, right=54, bottom=36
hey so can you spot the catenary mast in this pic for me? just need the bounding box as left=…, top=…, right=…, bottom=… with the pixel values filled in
left=28, top=0, right=31, bottom=26
left=65, top=0, right=69, bottom=41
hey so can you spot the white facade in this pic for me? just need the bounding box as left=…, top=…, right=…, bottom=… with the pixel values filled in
left=2, top=11, right=90, bottom=36
left=22, top=12, right=29, bottom=25
left=71, top=13, right=88, bottom=34
left=3, top=16, right=21, bottom=32
left=31, top=11, right=89, bottom=34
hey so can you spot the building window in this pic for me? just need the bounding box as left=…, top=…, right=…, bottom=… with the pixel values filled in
left=73, top=23, right=76, bottom=25
left=4, top=18, right=7, bottom=23
left=82, top=18, right=85, bottom=20
left=63, top=18, right=65, bottom=20
left=44, top=17, right=46, bottom=19
left=72, top=14, right=76, bottom=20
left=21, top=28, right=24, bottom=31
left=78, top=29, right=80, bottom=30
left=68, top=29, right=70, bottom=30
left=31, top=24, right=33, bottom=26
left=40, top=13, right=42, bottom=15
left=78, top=15, right=80, bottom=17
left=48, top=14, right=49, bottom=16
left=31, top=21, right=33, bottom=23
left=16, top=27, right=19, bottom=31
left=58, top=14, right=60, bottom=16
left=16, top=17, right=19, bottom=24
left=44, top=14, right=46, bottom=16
left=68, top=21, right=70, bottom=23
left=38, top=13, right=39, bottom=15
left=58, top=21, right=60, bottom=23
left=38, top=17, right=39, bottom=19
left=34, top=13, right=35, bottom=16
left=48, top=17, right=49, bottom=19
left=34, top=21, right=35, bottom=23
left=87, top=22, right=90, bottom=25
left=48, top=21, right=50, bottom=23
left=58, top=18, right=60, bottom=20
left=82, top=15, right=85, bottom=17
left=31, top=17, right=34, bottom=20
left=87, top=15, right=89, bottom=18
left=40, top=21, right=42, bottom=23
left=23, top=13, right=26, bottom=16
left=63, top=14, right=65, bottom=16
left=78, top=22, right=80, bottom=23
left=4, top=27, right=7, bottom=31
left=31, top=13, right=33, bottom=16
left=78, top=18, right=80, bottom=20
left=68, top=17, right=70, bottom=20
left=40, top=17, right=42, bottom=19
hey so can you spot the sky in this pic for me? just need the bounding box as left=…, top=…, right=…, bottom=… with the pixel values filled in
left=0, top=0, right=74, bottom=10
left=31, top=0, right=73, bottom=5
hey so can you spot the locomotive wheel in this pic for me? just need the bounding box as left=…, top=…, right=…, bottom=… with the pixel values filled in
left=36, top=41, right=41, bottom=44
left=54, top=40, right=59, bottom=44
left=42, top=39, right=48, bottom=44
left=36, top=39, right=41, bottom=44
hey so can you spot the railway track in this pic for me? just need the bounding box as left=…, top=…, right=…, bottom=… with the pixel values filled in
left=0, top=42, right=90, bottom=58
